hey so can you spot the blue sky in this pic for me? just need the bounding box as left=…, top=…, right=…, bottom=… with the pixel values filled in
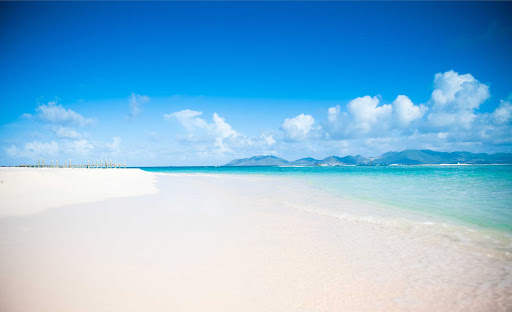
left=1, top=1, right=511, bottom=166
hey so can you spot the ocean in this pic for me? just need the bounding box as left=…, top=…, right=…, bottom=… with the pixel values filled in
left=140, top=165, right=512, bottom=252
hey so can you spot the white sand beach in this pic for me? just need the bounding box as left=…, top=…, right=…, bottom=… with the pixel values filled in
left=0, top=168, right=510, bottom=311
left=0, top=168, right=158, bottom=218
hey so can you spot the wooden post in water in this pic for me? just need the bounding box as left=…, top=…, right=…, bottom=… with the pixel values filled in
left=69, top=159, right=72, bottom=168
left=42, top=159, right=44, bottom=167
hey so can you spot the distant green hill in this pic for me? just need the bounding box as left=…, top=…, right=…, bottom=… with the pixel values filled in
left=224, top=155, right=289, bottom=166
left=224, top=150, right=512, bottom=166
left=291, top=157, right=321, bottom=166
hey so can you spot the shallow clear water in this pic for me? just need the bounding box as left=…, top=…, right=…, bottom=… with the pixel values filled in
left=140, top=165, right=512, bottom=234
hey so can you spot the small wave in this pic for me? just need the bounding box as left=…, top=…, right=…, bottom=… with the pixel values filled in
left=283, top=198, right=512, bottom=259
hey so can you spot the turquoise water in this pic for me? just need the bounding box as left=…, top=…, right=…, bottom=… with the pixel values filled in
left=140, top=165, right=512, bottom=233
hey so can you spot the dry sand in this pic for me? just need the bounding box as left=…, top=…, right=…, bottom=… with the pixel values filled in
left=0, top=168, right=510, bottom=311
left=0, top=168, right=158, bottom=217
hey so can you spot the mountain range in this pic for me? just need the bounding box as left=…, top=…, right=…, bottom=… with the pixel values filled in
left=224, top=150, right=512, bottom=166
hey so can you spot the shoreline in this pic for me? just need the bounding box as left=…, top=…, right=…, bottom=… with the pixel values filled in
left=141, top=168, right=512, bottom=238
left=2, top=168, right=509, bottom=254
left=0, top=168, right=510, bottom=311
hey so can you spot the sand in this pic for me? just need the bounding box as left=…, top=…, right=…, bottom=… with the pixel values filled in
left=0, top=168, right=510, bottom=311
left=0, top=168, right=158, bottom=217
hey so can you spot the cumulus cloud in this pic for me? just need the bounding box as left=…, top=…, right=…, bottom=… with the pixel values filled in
left=262, top=133, right=276, bottom=146
left=281, top=114, right=316, bottom=140
left=291, top=70, right=511, bottom=156
left=53, top=126, right=81, bottom=139
left=214, top=137, right=232, bottom=154
left=165, top=110, right=240, bottom=155
left=491, top=100, right=512, bottom=125
left=392, top=95, right=426, bottom=128
left=326, top=96, right=396, bottom=138
left=163, top=110, right=281, bottom=161
left=64, top=139, right=94, bottom=155
left=428, top=70, right=490, bottom=130
left=4, top=137, right=125, bottom=163
left=431, top=71, right=489, bottom=110
left=6, top=141, right=60, bottom=158
left=165, top=110, right=239, bottom=140
left=5, top=70, right=509, bottom=165
left=25, top=141, right=59, bottom=155
left=347, top=96, right=392, bottom=134
left=211, top=113, right=238, bottom=139
left=129, top=93, right=150, bottom=118
left=34, top=101, right=93, bottom=127
left=328, top=105, right=340, bottom=122
left=164, top=110, right=208, bottom=132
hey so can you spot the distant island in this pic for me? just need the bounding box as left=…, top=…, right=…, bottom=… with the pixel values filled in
left=224, top=150, right=512, bottom=166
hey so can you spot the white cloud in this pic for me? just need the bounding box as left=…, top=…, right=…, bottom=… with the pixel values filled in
left=164, top=110, right=209, bottom=131
left=34, top=101, right=93, bottom=127
left=106, top=137, right=122, bottom=153
left=392, top=95, right=426, bottom=128
left=64, top=139, right=94, bottom=155
left=53, top=126, right=81, bottom=139
left=492, top=100, right=512, bottom=125
left=328, top=105, right=340, bottom=122
left=129, top=93, right=150, bottom=118
left=212, top=113, right=238, bottom=139
left=6, top=141, right=60, bottom=159
left=281, top=114, right=316, bottom=140
left=159, top=71, right=511, bottom=161
left=165, top=110, right=239, bottom=139
left=214, top=137, right=232, bottom=154
left=262, top=133, right=276, bottom=146
left=346, top=96, right=392, bottom=134
left=25, top=141, right=59, bottom=156
left=6, top=70, right=508, bottom=166
left=326, top=95, right=424, bottom=138
left=303, top=70, right=511, bottom=156
left=428, top=70, right=490, bottom=130
left=431, top=70, right=489, bottom=110
left=165, top=110, right=240, bottom=155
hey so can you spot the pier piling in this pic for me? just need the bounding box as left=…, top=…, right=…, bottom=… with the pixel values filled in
left=24, top=158, right=126, bottom=169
